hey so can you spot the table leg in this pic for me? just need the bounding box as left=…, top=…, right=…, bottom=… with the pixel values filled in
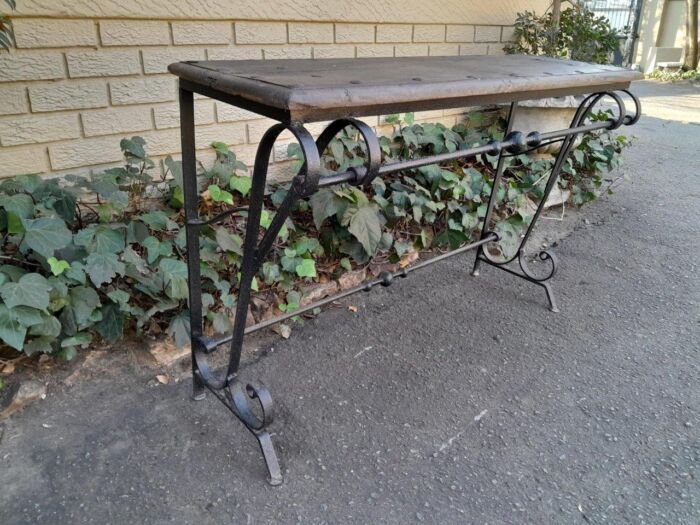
left=472, top=92, right=627, bottom=312
left=179, top=86, right=207, bottom=400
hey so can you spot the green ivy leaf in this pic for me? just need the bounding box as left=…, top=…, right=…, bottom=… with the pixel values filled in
left=0, top=194, right=34, bottom=219
left=346, top=204, right=383, bottom=256
left=215, top=228, right=243, bottom=255
left=24, top=336, right=54, bottom=355
left=434, top=229, right=468, bottom=249
left=295, top=258, right=316, bottom=278
left=229, top=175, right=252, bottom=197
left=167, top=311, right=190, bottom=348
left=309, top=189, right=345, bottom=229
left=142, top=236, right=173, bottom=264
left=158, top=258, right=188, bottom=300
left=0, top=304, right=27, bottom=351
left=0, top=273, right=52, bottom=310
left=208, top=184, right=234, bottom=205
left=21, top=217, right=72, bottom=259
left=47, top=257, right=70, bottom=276
left=28, top=314, right=61, bottom=338
left=85, top=252, right=125, bottom=287
left=95, top=304, right=124, bottom=342
left=93, top=226, right=125, bottom=254
left=60, top=332, right=92, bottom=348
left=70, top=286, right=101, bottom=328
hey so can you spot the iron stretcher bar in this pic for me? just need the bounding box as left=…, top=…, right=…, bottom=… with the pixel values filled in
left=197, top=232, right=499, bottom=353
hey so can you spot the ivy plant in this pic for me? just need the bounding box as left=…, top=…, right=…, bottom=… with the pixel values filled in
left=0, top=109, right=630, bottom=357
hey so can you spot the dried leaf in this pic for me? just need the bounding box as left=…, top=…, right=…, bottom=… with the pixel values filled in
left=348, top=305, right=358, bottom=313
left=156, top=374, right=169, bottom=385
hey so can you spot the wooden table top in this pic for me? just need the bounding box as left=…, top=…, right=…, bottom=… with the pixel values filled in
left=169, top=55, right=642, bottom=123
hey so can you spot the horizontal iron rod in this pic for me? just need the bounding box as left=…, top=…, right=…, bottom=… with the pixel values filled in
left=318, top=118, right=617, bottom=188
left=198, top=232, right=498, bottom=352
left=187, top=206, right=248, bottom=227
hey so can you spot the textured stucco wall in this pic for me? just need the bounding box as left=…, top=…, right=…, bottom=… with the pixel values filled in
left=0, top=0, right=548, bottom=179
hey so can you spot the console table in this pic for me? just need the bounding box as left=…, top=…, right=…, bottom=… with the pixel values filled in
left=169, top=55, right=641, bottom=485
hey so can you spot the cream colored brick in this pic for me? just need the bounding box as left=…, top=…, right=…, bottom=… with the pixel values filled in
left=443, top=106, right=475, bottom=116
left=411, top=109, right=445, bottom=121
left=459, top=43, right=490, bottom=55
left=195, top=122, right=247, bottom=150
left=375, top=124, right=395, bottom=137
left=141, top=129, right=181, bottom=156
left=247, top=119, right=293, bottom=144
left=110, top=77, right=176, bottom=105
left=267, top=161, right=298, bottom=183
left=313, top=45, right=355, bottom=59
left=215, top=102, right=262, bottom=122
left=49, top=135, right=126, bottom=170
left=49, top=128, right=183, bottom=170
left=0, top=53, right=65, bottom=82
left=66, top=50, right=141, bottom=78
left=263, top=47, right=311, bottom=60
left=413, top=24, right=445, bottom=43
left=0, top=146, right=48, bottom=177
left=29, top=81, right=108, bottom=112
left=235, top=22, right=287, bottom=44
left=429, top=44, right=459, bottom=56
left=0, top=113, right=80, bottom=146
left=500, top=26, right=516, bottom=42
left=81, top=107, right=154, bottom=137
left=395, top=44, right=429, bottom=57
left=226, top=143, right=260, bottom=165
left=206, top=46, right=263, bottom=60
left=487, top=44, right=505, bottom=55
left=0, top=86, right=28, bottom=116
left=142, top=47, right=206, bottom=74
left=172, top=22, right=232, bottom=45
left=273, top=141, right=293, bottom=163
left=100, top=20, right=170, bottom=46
left=289, top=23, right=333, bottom=44
left=446, top=25, right=474, bottom=43
left=13, top=18, right=97, bottom=48
left=335, top=24, right=374, bottom=44
left=376, top=24, right=412, bottom=43
left=356, top=44, right=394, bottom=58
left=475, top=25, right=501, bottom=42
left=153, top=100, right=215, bottom=129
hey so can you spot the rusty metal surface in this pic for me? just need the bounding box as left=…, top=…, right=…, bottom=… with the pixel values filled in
left=168, top=55, right=642, bottom=123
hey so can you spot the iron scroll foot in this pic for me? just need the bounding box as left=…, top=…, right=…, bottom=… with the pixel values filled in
left=224, top=380, right=283, bottom=486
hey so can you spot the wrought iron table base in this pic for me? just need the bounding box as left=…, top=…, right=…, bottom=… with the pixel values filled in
left=178, top=85, right=640, bottom=485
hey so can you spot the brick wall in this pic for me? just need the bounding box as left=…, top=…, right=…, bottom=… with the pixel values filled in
left=0, top=17, right=519, bottom=180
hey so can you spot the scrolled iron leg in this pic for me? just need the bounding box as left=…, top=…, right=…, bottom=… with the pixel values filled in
left=225, top=380, right=283, bottom=485
left=177, top=103, right=323, bottom=485
left=473, top=91, right=638, bottom=311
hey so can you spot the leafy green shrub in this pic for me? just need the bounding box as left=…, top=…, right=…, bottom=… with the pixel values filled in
left=505, top=3, right=619, bottom=65
left=0, top=110, right=630, bottom=357
left=0, top=0, right=16, bottom=51
left=647, top=68, right=700, bottom=83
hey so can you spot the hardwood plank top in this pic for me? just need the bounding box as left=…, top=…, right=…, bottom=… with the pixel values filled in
left=169, top=55, right=642, bottom=123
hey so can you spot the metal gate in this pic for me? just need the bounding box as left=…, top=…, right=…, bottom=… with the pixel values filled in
left=582, top=0, right=644, bottom=66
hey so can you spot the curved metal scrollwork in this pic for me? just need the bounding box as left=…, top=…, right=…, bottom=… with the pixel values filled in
left=225, top=380, right=275, bottom=432
left=479, top=89, right=639, bottom=271
left=192, top=121, right=322, bottom=393
left=315, top=117, right=382, bottom=186
left=518, top=249, right=559, bottom=282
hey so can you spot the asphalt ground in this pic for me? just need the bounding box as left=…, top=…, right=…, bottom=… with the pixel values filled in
left=0, top=80, right=698, bottom=524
